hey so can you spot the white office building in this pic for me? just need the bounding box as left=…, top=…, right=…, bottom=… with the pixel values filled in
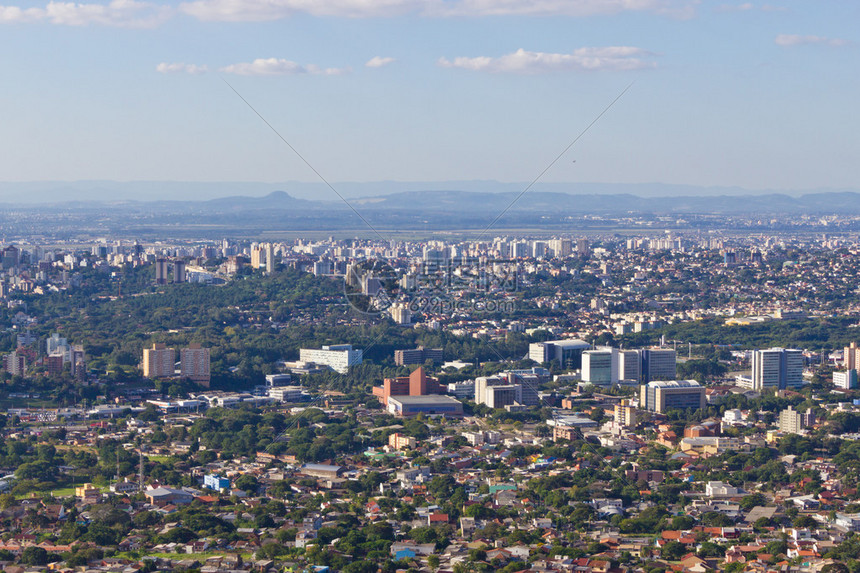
left=475, top=372, right=542, bottom=408
left=447, top=381, right=475, bottom=400
left=722, top=409, right=745, bottom=425
left=641, top=348, right=677, bottom=383
left=299, top=344, right=363, bottom=374
left=581, top=348, right=619, bottom=385
left=751, top=347, right=803, bottom=390
left=706, top=481, right=742, bottom=497
left=265, top=373, right=292, bottom=387
left=640, top=380, right=705, bottom=413
left=835, top=513, right=860, bottom=532
left=618, top=350, right=641, bottom=382
left=475, top=375, right=507, bottom=406
left=834, top=370, right=858, bottom=390
left=528, top=339, right=590, bottom=369
left=267, top=386, right=310, bottom=402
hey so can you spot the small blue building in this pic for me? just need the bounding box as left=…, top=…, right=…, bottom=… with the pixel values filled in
left=394, top=549, right=416, bottom=560
left=203, top=474, right=230, bottom=491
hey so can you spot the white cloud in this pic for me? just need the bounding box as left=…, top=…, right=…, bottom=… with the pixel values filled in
left=156, top=62, right=208, bottom=74
left=0, top=5, right=46, bottom=22
left=426, top=0, right=694, bottom=18
left=715, top=2, right=754, bottom=12
left=715, top=3, right=786, bottom=13
left=305, top=63, right=351, bottom=75
left=180, top=0, right=424, bottom=21
left=0, top=0, right=696, bottom=24
left=0, top=0, right=170, bottom=26
left=220, top=58, right=350, bottom=76
left=178, top=0, right=285, bottom=21
left=365, top=56, right=396, bottom=68
left=775, top=34, right=848, bottom=47
left=438, top=47, right=657, bottom=73
left=178, top=0, right=695, bottom=22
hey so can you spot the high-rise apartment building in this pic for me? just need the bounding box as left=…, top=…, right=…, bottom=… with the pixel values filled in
left=265, top=243, right=274, bottom=274
left=389, top=304, right=412, bottom=325
left=45, top=355, right=63, bottom=376
left=576, top=237, right=590, bottom=255
left=548, top=238, right=572, bottom=258
left=173, top=260, right=186, bottom=283
left=778, top=406, right=803, bottom=434
left=70, top=345, right=85, bottom=380
left=142, top=343, right=175, bottom=378
left=46, top=332, right=70, bottom=360
left=510, top=241, right=529, bottom=258
left=250, top=244, right=266, bottom=270
left=845, top=342, right=860, bottom=372
left=4, top=351, right=25, bottom=376
left=614, top=399, right=638, bottom=427
left=155, top=259, right=169, bottom=285
left=2, top=245, right=19, bottom=269
left=314, top=260, right=332, bottom=276
left=778, top=406, right=814, bottom=434
left=180, top=344, right=211, bottom=387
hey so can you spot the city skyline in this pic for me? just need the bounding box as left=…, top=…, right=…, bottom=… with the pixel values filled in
left=0, top=0, right=856, bottom=195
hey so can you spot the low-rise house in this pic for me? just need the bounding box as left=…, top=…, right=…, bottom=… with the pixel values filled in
left=146, top=486, right=194, bottom=506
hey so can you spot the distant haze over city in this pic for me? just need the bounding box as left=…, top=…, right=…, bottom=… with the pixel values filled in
left=0, top=180, right=858, bottom=204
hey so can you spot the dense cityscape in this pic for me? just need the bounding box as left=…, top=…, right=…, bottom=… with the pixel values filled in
left=3, top=0, right=857, bottom=569
left=0, top=228, right=857, bottom=573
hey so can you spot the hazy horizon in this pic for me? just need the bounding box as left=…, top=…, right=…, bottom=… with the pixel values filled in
left=0, top=179, right=857, bottom=204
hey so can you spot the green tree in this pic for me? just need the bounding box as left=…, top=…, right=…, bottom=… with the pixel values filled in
left=740, top=493, right=767, bottom=511
left=661, top=541, right=687, bottom=561
left=234, top=474, right=260, bottom=494
left=21, top=546, right=50, bottom=566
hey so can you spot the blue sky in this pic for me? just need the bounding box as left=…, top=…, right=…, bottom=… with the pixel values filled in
left=0, top=0, right=857, bottom=192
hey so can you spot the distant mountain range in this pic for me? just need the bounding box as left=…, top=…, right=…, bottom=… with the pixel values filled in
left=171, top=188, right=860, bottom=216
left=3, top=183, right=860, bottom=237
left=0, top=179, right=858, bottom=205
